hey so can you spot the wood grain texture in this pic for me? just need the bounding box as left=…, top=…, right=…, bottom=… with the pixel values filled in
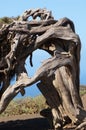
left=0, top=8, right=86, bottom=129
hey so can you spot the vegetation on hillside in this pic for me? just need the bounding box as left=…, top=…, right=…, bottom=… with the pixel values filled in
left=0, top=95, right=48, bottom=117
left=0, top=16, right=19, bottom=28
left=0, top=86, right=85, bottom=117
left=80, top=85, right=86, bottom=96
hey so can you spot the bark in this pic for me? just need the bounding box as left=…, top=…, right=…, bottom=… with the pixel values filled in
left=0, top=8, right=86, bottom=129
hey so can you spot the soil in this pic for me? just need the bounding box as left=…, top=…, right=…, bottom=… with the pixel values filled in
left=0, top=94, right=86, bottom=130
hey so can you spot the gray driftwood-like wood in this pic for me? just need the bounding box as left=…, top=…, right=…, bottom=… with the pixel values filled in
left=0, top=8, right=86, bottom=129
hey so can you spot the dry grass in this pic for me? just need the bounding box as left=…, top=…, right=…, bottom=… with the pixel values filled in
left=0, top=86, right=86, bottom=117
left=80, top=85, right=86, bottom=96
left=0, top=95, right=47, bottom=117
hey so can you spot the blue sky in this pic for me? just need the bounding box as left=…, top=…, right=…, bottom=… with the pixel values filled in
left=0, top=0, right=86, bottom=97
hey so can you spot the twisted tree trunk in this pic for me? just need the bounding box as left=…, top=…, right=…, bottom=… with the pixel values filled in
left=0, top=8, right=86, bottom=129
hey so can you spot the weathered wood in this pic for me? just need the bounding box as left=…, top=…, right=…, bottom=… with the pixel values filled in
left=0, top=8, right=86, bottom=129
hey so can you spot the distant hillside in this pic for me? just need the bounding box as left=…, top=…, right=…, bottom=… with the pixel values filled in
left=0, top=16, right=19, bottom=28
left=80, top=85, right=86, bottom=90
left=0, top=87, right=86, bottom=117
left=80, top=85, right=86, bottom=96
